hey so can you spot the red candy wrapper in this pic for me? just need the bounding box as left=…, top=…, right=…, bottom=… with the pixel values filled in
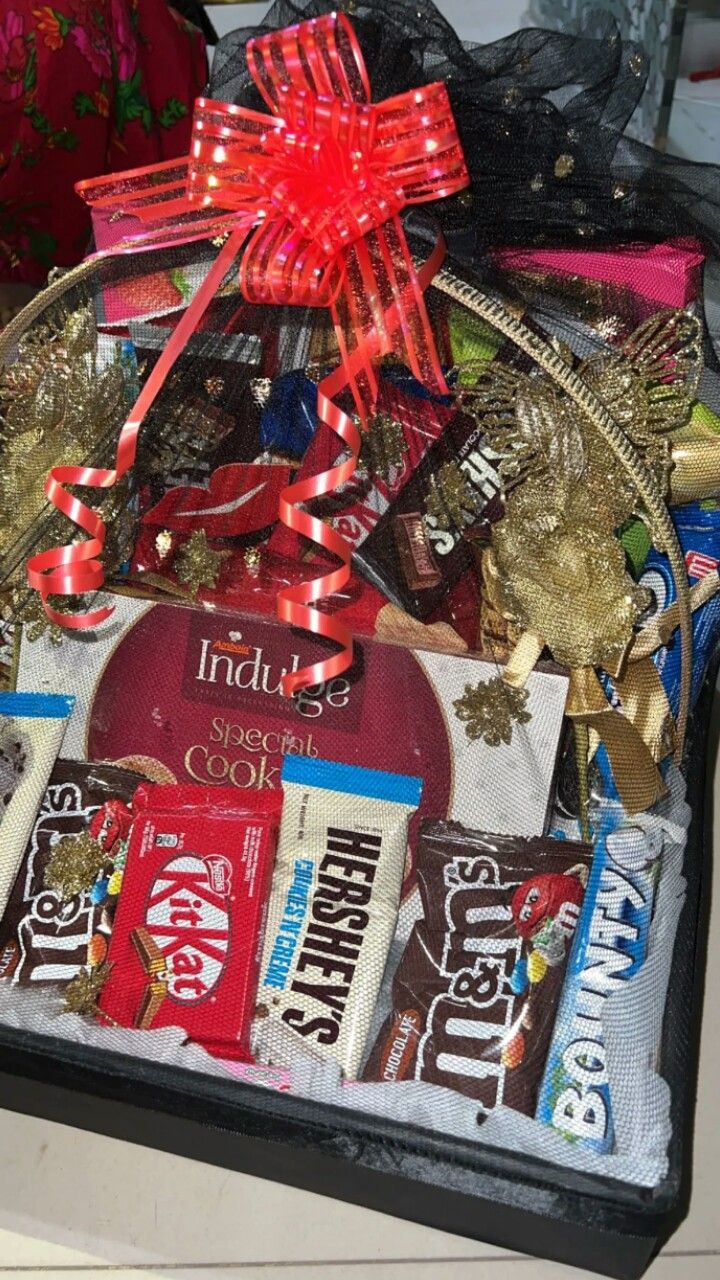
left=268, top=377, right=453, bottom=562
left=99, top=784, right=282, bottom=1059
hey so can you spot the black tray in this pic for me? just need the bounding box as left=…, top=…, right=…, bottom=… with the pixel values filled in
left=0, top=664, right=715, bottom=1280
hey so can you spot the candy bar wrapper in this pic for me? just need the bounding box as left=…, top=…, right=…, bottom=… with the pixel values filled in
left=128, top=320, right=265, bottom=485
left=131, top=461, right=293, bottom=584
left=254, top=757, right=422, bottom=1079
left=99, top=784, right=282, bottom=1058
left=0, top=760, right=145, bottom=987
left=18, top=599, right=570, bottom=874
left=636, top=501, right=720, bottom=718
left=363, top=821, right=591, bottom=1118
left=267, top=377, right=455, bottom=563
left=0, top=694, right=75, bottom=921
left=354, top=414, right=503, bottom=621
left=537, top=759, right=690, bottom=1153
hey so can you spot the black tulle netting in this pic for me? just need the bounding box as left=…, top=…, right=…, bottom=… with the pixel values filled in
left=0, top=0, right=719, bottom=1199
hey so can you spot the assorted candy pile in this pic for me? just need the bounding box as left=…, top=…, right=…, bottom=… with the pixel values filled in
left=1, top=0, right=720, bottom=1191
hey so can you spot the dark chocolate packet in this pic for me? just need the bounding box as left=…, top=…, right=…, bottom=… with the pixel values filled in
left=0, top=759, right=143, bottom=987
left=353, top=412, right=503, bottom=619
left=363, top=820, right=592, bottom=1120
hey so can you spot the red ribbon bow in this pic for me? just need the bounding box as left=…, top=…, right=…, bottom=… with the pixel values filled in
left=27, top=11, right=469, bottom=695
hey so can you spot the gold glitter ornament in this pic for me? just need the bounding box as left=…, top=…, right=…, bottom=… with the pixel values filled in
left=359, top=410, right=405, bottom=479
left=488, top=482, right=650, bottom=669
left=15, top=591, right=82, bottom=645
left=453, top=677, right=531, bottom=746
left=174, top=529, right=230, bottom=596
left=0, top=301, right=132, bottom=557
left=45, top=832, right=108, bottom=900
left=64, top=964, right=112, bottom=1017
left=425, top=460, right=478, bottom=531
left=554, top=154, right=575, bottom=179
left=204, top=376, right=225, bottom=400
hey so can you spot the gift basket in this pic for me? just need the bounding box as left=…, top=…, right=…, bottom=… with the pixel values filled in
left=0, top=1, right=719, bottom=1274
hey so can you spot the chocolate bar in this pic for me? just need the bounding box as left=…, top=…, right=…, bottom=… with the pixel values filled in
left=363, top=821, right=592, bottom=1119
left=254, top=756, right=422, bottom=1078
left=268, top=376, right=454, bottom=562
left=354, top=413, right=503, bottom=620
left=99, top=784, right=282, bottom=1058
left=0, top=759, right=143, bottom=987
left=134, top=977, right=168, bottom=1031
left=393, top=513, right=441, bottom=591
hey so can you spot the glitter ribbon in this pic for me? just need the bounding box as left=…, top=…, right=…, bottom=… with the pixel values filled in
left=27, top=11, right=468, bottom=694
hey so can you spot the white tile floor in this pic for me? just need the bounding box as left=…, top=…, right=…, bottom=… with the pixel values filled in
left=0, top=712, right=717, bottom=1279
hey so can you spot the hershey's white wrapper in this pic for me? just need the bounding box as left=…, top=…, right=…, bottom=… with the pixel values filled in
left=254, top=757, right=422, bottom=1079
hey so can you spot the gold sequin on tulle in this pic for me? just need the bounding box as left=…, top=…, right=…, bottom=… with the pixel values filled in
left=554, top=154, right=575, bottom=179
left=629, top=52, right=644, bottom=76
left=175, top=529, right=230, bottom=596
left=425, top=460, right=478, bottom=531
left=204, top=376, right=224, bottom=400
left=453, top=677, right=531, bottom=747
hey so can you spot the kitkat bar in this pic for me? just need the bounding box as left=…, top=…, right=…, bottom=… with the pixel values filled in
left=268, top=377, right=454, bottom=562
left=99, top=784, right=282, bottom=1058
left=0, top=760, right=144, bottom=987
left=363, top=821, right=592, bottom=1118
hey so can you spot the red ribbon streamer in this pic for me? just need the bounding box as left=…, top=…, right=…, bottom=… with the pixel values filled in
left=28, top=11, right=469, bottom=694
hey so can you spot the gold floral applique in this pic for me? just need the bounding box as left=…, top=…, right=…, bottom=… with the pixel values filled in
left=453, top=676, right=531, bottom=746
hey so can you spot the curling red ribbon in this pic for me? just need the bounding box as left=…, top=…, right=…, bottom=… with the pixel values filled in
left=28, top=11, right=468, bottom=694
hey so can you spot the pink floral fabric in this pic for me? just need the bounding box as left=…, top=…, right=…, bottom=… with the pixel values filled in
left=0, top=2, right=207, bottom=282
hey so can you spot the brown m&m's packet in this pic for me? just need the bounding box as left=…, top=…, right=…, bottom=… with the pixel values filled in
left=0, top=759, right=144, bottom=986
left=363, top=820, right=592, bottom=1118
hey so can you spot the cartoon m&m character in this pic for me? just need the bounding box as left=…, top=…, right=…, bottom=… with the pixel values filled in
left=89, top=800, right=133, bottom=858
left=511, top=866, right=587, bottom=968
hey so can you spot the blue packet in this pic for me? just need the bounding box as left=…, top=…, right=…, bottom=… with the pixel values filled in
left=638, top=501, right=720, bottom=716
left=260, top=370, right=318, bottom=457
left=539, top=753, right=688, bottom=1152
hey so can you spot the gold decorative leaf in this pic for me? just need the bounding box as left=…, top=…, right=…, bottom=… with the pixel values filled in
left=174, top=529, right=230, bottom=596
left=453, top=676, right=531, bottom=746
left=64, top=964, right=112, bottom=1017
left=45, top=832, right=107, bottom=900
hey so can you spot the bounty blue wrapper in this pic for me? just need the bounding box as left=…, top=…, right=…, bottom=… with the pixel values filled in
left=637, top=500, right=720, bottom=716
left=539, top=753, right=688, bottom=1153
